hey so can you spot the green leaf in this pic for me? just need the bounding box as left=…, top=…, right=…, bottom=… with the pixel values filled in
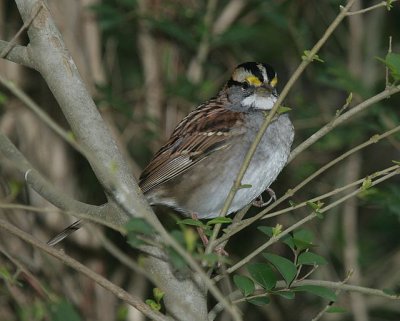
left=126, top=233, right=145, bottom=248
left=306, top=200, right=324, bottom=218
left=302, top=50, right=324, bottom=62
left=233, top=275, right=255, bottom=297
left=247, top=296, right=270, bottom=306
left=272, top=224, right=283, bottom=237
left=167, top=247, right=188, bottom=272
left=297, top=252, right=328, bottom=266
left=263, top=253, right=297, bottom=285
left=50, top=300, right=82, bottom=321
left=0, top=91, right=7, bottom=105
left=239, top=184, right=252, bottom=189
left=281, top=234, right=295, bottom=249
left=385, top=52, right=400, bottom=80
left=206, top=217, right=233, bottom=225
left=177, top=218, right=206, bottom=228
left=145, top=299, right=161, bottom=311
left=258, top=226, right=295, bottom=249
left=326, top=306, right=347, bottom=313
left=292, top=229, right=315, bottom=251
left=361, top=176, right=372, bottom=191
left=385, top=0, right=394, bottom=10
left=277, top=106, right=292, bottom=114
left=0, top=267, right=12, bottom=281
left=194, top=252, right=230, bottom=265
left=124, top=218, right=154, bottom=236
left=274, top=290, right=295, bottom=300
left=153, top=288, right=164, bottom=303
left=382, top=288, right=398, bottom=296
left=294, top=285, right=337, bottom=301
left=306, top=201, right=323, bottom=212
left=247, top=263, right=277, bottom=290
left=183, top=227, right=198, bottom=252
left=257, top=226, right=273, bottom=237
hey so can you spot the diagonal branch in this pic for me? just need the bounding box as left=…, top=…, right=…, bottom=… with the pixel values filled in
left=0, top=218, right=173, bottom=321
left=0, top=132, right=122, bottom=226
left=214, top=164, right=399, bottom=281
left=206, top=0, right=358, bottom=253
left=0, top=40, right=33, bottom=68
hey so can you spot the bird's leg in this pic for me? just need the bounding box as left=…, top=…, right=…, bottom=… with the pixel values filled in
left=191, top=213, right=209, bottom=247
left=191, top=213, right=228, bottom=257
left=252, top=187, right=277, bottom=207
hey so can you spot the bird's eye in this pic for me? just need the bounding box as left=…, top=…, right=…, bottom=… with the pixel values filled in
left=242, top=82, right=250, bottom=90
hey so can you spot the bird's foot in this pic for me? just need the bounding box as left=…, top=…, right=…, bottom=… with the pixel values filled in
left=252, top=187, right=277, bottom=207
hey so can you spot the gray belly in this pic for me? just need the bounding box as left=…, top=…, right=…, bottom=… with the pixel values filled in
left=151, top=114, right=294, bottom=218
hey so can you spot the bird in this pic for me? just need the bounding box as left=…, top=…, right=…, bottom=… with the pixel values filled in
left=47, top=62, right=294, bottom=246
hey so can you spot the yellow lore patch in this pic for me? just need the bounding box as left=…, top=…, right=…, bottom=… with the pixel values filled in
left=245, top=75, right=262, bottom=87
left=270, top=76, right=278, bottom=87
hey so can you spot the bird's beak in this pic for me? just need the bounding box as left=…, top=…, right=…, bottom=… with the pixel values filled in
left=255, top=84, right=274, bottom=97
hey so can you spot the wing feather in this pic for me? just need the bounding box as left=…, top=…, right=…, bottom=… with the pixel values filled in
left=139, top=98, right=245, bottom=193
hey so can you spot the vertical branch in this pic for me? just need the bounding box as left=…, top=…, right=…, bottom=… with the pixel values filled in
left=343, top=4, right=369, bottom=318
left=137, top=0, right=164, bottom=132
left=187, top=0, right=218, bottom=84
left=342, top=154, right=369, bottom=321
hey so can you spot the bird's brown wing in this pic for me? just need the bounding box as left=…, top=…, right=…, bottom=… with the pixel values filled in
left=139, top=99, right=246, bottom=193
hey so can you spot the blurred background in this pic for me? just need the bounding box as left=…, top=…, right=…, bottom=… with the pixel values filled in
left=1, top=0, right=400, bottom=320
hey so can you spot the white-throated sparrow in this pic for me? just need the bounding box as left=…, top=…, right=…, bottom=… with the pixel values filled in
left=140, top=62, right=294, bottom=219
left=48, top=62, right=294, bottom=245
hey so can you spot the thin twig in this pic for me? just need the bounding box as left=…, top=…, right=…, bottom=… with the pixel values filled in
left=345, top=0, right=398, bottom=16
left=214, top=165, right=399, bottom=281
left=0, top=202, right=123, bottom=234
left=310, top=271, right=353, bottom=321
left=0, top=218, right=173, bottom=321
left=205, top=0, right=358, bottom=254
left=293, top=279, right=399, bottom=300
left=0, top=246, right=52, bottom=300
left=216, top=122, right=400, bottom=245
left=289, top=84, right=400, bottom=162
left=0, top=80, right=238, bottom=320
left=107, top=188, right=243, bottom=321
left=187, top=0, right=218, bottom=83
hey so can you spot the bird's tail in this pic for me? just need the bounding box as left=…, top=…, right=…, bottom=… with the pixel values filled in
left=47, top=220, right=83, bottom=246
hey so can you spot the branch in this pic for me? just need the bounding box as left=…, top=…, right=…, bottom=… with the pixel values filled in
left=217, top=121, right=400, bottom=245
left=214, top=164, right=400, bottom=281
left=288, top=84, right=400, bottom=162
left=345, top=0, right=398, bottom=16
left=187, top=0, right=218, bottom=83
left=13, top=0, right=147, bottom=219
left=292, top=279, right=400, bottom=300
left=0, top=132, right=125, bottom=226
left=0, top=2, right=42, bottom=68
left=2, top=3, right=234, bottom=317
left=206, top=0, right=358, bottom=254
left=0, top=218, right=173, bottom=321
left=0, top=40, right=33, bottom=68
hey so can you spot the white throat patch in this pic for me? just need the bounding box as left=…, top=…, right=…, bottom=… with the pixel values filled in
left=242, top=94, right=277, bottom=110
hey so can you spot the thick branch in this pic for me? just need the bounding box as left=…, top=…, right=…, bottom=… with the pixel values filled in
left=0, top=132, right=124, bottom=226
left=14, top=0, right=149, bottom=219
left=5, top=1, right=214, bottom=319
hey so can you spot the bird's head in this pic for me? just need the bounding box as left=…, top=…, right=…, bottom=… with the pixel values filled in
left=225, top=62, right=278, bottom=111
